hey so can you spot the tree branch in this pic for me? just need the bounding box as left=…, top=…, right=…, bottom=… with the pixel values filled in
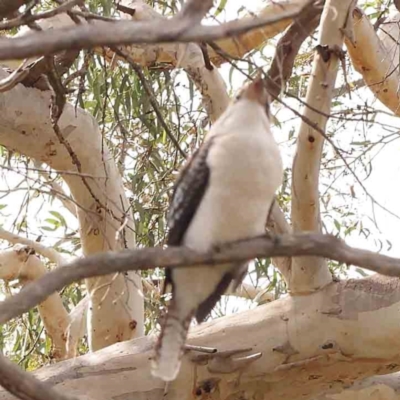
left=265, top=0, right=323, bottom=97
left=262, top=2, right=323, bottom=280
left=106, top=0, right=315, bottom=70
left=0, top=0, right=313, bottom=61
left=0, top=0, right=83, bottom=30
left=0, top=0, right=30, bottom=19
left=0, top=352, right=78, bottom=400
left=208, top=0, right=319, bottom=66
left=290, top=0, right=356, bottom=293
left=176, top=0, right=213, bottom=24
left=1, top=274, right=400, bottom=400
left=0, top=226, right=67, bottom=266
left=0, top=246, right=71, bottom=359
left=116, top=0, right=230, bottom=122
left=0, top=232, right=400, bottom=326
left=345, top=8, right=400, bottom=115
left=0, top=67, right=144, bottom=351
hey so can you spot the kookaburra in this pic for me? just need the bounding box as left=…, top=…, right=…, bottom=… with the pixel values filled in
left=152, top=75, right=283, bottom=382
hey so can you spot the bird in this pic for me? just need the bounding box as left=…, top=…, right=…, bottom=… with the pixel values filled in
left=151, top=75, right=283, bottom=382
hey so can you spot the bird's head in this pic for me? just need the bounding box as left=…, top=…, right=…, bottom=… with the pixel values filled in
left=235, top=74, right=271, bottom=117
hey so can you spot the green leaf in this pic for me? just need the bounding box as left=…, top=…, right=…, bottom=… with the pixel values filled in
left=214, top=0, right=228, bottom=16
left=49, top=211, right=67, bottom=227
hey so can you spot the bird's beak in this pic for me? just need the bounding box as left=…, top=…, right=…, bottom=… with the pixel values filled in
left=241, top=74, right=270, bottom=115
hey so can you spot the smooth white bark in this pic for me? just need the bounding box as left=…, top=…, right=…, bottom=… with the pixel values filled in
left=0, top=227, right=67, bottom=266
left=0, top=276, right=399, bottom=400
left=0, top=246, right=71, bottom=359
left=0, top=69, right=144, bottom=351
left=290, top=0, right=355, bottom=293
left=346, top=9, right=400, bottom=115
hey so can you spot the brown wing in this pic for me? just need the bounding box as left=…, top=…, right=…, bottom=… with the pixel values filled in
left=163, top=139, right=213, bottom=294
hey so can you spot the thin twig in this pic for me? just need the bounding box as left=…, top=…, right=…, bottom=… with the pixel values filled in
left=0, top=0, right=83, bottom=30
left=112, top=47, right=187, bottom=158
left=272, top=92, right=400, bottom=221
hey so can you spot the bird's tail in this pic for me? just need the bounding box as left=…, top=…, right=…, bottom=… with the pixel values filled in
left=151, top=307, right=192, bottom=381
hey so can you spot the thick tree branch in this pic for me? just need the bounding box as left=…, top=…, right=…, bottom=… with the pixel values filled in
left=0, top=233, right=400, bottom=327
left=0, top=226, right=67, bottom=266
left=262, top=2, right=323, bottom=280
left=115, top=0, right=230, bottom=122
left=0, top=352, right=78, bottom=400
left=0, top=68, right=144, bottom=351
left=208, top=0, right=320, bottom=66
left=1, top=275, right=400, bottom=400
left=0, top=246, right=71, bottom=359
left=345, top=8, right=400, bottom=115
left=177, top=0, right=213, bottom=24
left=107, top=0, right=317, bottom=69
left=265, top=0, right=323, bottom=97
left=315, top=372, right=400, bottom=400
left=0, top=0, right=313, bottom=61
left=290, top=0, right=356, bottom=293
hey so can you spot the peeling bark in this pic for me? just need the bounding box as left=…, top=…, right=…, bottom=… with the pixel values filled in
left=317, top=373, right=400, bottom=400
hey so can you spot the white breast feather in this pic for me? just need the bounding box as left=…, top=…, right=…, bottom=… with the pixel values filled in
left=173, top=98, right=283, bottom=306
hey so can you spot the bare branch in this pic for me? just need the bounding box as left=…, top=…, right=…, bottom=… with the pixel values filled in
left=0, top=352, right=78, bottom=400
left=345, top=8, right=400, bottom=115
left=265, top=0, right=323, bottom=97
left=0, top=232, right=400, bottom=326
left=290, top=0, right=356, bottom=293
left=0, top=226, right=67, bottom=266
left=0, top=246, right=71, bottom=359
left=0, top=0, right=313, bottom=61
left=177, top=0, right=213, bottom=24
left=1, top=275, right=400, bottom=400
left=0, top=0, right=83, bottom=30
left=0, top=0, right=30, bottom=19
left=208, top=0, right=318, bottom=66
left=113, top=47, right=187, bottom=158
